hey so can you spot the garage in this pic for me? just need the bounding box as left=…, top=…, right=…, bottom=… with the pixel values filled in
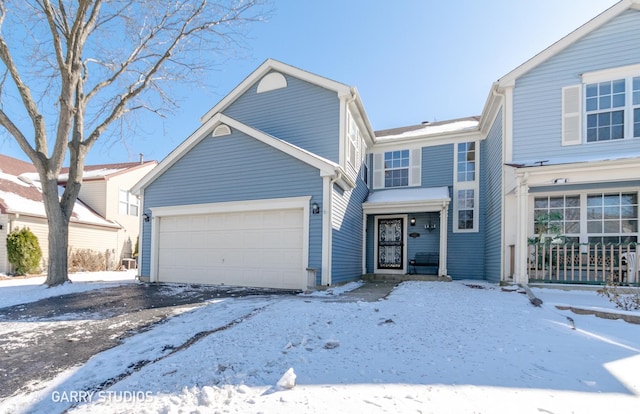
left=152, top=200, right=309, bottom=290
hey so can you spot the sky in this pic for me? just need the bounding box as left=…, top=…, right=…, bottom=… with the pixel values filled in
left=0, top=0, right=621, bottom=166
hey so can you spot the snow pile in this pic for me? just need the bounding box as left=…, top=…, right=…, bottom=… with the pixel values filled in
left=0, top=280, right=637, bottom=413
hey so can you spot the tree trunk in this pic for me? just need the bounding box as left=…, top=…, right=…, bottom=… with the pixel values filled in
left=41, top=177, right=72, bottom=286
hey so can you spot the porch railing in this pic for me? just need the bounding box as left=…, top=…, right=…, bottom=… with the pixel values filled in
left=528, top=242, right=639, bottom=286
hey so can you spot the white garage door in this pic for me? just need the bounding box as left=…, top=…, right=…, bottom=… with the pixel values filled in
left=157, top=208, right=305, bottom=289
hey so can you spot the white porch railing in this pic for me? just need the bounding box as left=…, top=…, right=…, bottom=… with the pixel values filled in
left=528, top=242, right=638, bottom=286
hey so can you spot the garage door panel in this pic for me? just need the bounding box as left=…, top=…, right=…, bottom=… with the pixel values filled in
left=157, top=207, right=305, bottom=289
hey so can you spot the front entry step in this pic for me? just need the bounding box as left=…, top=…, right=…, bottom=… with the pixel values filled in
left=362, top=274, right=452, bottom=283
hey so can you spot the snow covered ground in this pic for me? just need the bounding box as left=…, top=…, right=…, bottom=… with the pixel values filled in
left=1, top=273, right=639, bottom=413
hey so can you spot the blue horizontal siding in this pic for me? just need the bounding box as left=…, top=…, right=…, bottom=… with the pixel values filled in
left=513, top=9, right=640, bottom=164
left=423, top=144, right=453, bottom=187
left=140, top=130, right=323, bottom=278
left=482, top=108, right=503, bottom=283
left=223, top=72, right=341, bottom=163
left=331, top=177, right=369, bottom=284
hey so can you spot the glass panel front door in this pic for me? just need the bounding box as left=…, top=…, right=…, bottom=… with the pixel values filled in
left=378, top=218, right=404, bottom=269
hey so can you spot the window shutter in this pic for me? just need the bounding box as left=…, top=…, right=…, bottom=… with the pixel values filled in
left=409, top=148, right=421, bottom=187
left=373, top=153, right=384, bottom=189
left=562, top=85, right=582, bottom=146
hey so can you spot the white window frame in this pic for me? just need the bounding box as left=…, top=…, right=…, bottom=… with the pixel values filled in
left=371, top=148, right=421, bottom=189
left=361, top=150, right=369, bottom=186
left=119, top=189, right=139, bottom=216
left=453, top=141, right=479, bottom=232
left=565, top=64, right=640, bottom=145
left=531, top=191, right=639, bottom=245
left=346, top=111, right=360, bottom=170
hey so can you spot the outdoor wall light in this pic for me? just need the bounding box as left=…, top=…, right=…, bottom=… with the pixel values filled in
left=410, top=217, right=416, bottom=226
left=425, top=221, right=436, bottom=232
left=143, top=213, right=150, bottom=222
left=0, top=224, right=3, bottom=230
left=312, top=203, right=320, bottom=215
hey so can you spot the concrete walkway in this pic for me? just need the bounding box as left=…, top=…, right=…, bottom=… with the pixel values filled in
left=340, top=281, right=399, bottom=302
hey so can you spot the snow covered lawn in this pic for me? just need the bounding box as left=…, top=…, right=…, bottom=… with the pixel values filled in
left=1, top=274, right=639, bottom=413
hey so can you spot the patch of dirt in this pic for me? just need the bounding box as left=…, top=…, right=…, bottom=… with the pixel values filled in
left=0, top=283, right=297, bottom=399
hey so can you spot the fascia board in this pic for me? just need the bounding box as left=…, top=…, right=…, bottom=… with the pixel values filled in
left=498, top=1, right=633, bottom=87
left=349, top=87, right=377, bottom=143
left=514, top=156, right=640, bottom=176
left=131, top=114, right=222, bottom=194
left=362, top=199, right=450, bottom=215
left=372, top=130, right=483, bottom=152
left=199, top=59, right=352, bottom=123
left=478, top=82, right=504, bottom=135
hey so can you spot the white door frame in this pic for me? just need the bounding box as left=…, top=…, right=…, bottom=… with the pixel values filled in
left=374, top=214, right=408, bottom=274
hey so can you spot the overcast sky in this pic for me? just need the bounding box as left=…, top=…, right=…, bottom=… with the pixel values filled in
left=0, top=0, right=620, bottom=165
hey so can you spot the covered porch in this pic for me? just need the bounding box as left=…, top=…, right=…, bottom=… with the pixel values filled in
left=362, top=187, right=450, bottom=277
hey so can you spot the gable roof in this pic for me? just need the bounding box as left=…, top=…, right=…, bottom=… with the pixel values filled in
left=200, top=59, right=353, bottom=122
left=58, top=160, right=157, bottom=183
left=132, top=113, right=349, bottom=194
left=497, top=0, right=640, bottom=87
left=478, top=0, right=640, bottom=132
left=0, top=155, right=119, bottom=228
left=375, top=116, right=480, bottom=142
left=198, top=58, right=376, bottom=142
left=0, top=154, right=36, bottom=176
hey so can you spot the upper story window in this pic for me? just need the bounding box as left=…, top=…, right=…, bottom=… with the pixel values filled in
left=362, top=153, right=369, bottom=186
left=453, top=141, right=479, bottom=232
left=384, top=150, right=409, bottom=187
left=562, top=64, right=640, bottom=146
left=119, top=189, right=139, bottom=216
left=347, top=112, right=360, bottom=168
left=372, top=148, right=421, bottom=189
left=457, top=142, right=476, bottom=181
left=584, top=78, right=638, bottom=142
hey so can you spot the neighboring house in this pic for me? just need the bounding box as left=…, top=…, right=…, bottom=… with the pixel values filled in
left=59, top=160, right=158, bottom=264
left=485, top=0, right=640, bottom=284
left=134, top=0, right=640, bottom=289
left=0, top=155, right=119, bottom=274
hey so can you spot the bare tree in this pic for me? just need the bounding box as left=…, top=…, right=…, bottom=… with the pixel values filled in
left=0, top=0, right=268, bottom=286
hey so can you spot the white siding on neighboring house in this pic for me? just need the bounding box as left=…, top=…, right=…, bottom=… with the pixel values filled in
left=105, top=165, right=156, bottom=261
left=68, top=223, right=120, bottom=268
left=77, top=181, right=107, bottom=217
left=2, top=215, right=119, bottom=274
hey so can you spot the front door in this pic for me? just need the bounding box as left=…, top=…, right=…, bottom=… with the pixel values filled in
left=378, top=218, right=404, bottom=269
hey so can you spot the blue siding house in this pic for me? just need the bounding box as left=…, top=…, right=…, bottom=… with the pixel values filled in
left=134, top=0, right=640, bottom=289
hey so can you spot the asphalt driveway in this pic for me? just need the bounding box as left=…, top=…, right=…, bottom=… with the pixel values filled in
left=0, top=283, right=297, bottom=400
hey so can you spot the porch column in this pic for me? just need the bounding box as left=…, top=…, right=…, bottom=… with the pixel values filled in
left=514, top=175, right=529, bottom=284
left=361, top=213, right=367, bottom=275
left=438, top=205, right=448, bottom=276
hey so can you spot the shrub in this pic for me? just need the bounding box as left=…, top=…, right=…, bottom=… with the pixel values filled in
left=597, top=282, right=640, bottom=311
left=6, top=227, right=42, bottom=275
left=68, top=249, right=106, bottom=272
